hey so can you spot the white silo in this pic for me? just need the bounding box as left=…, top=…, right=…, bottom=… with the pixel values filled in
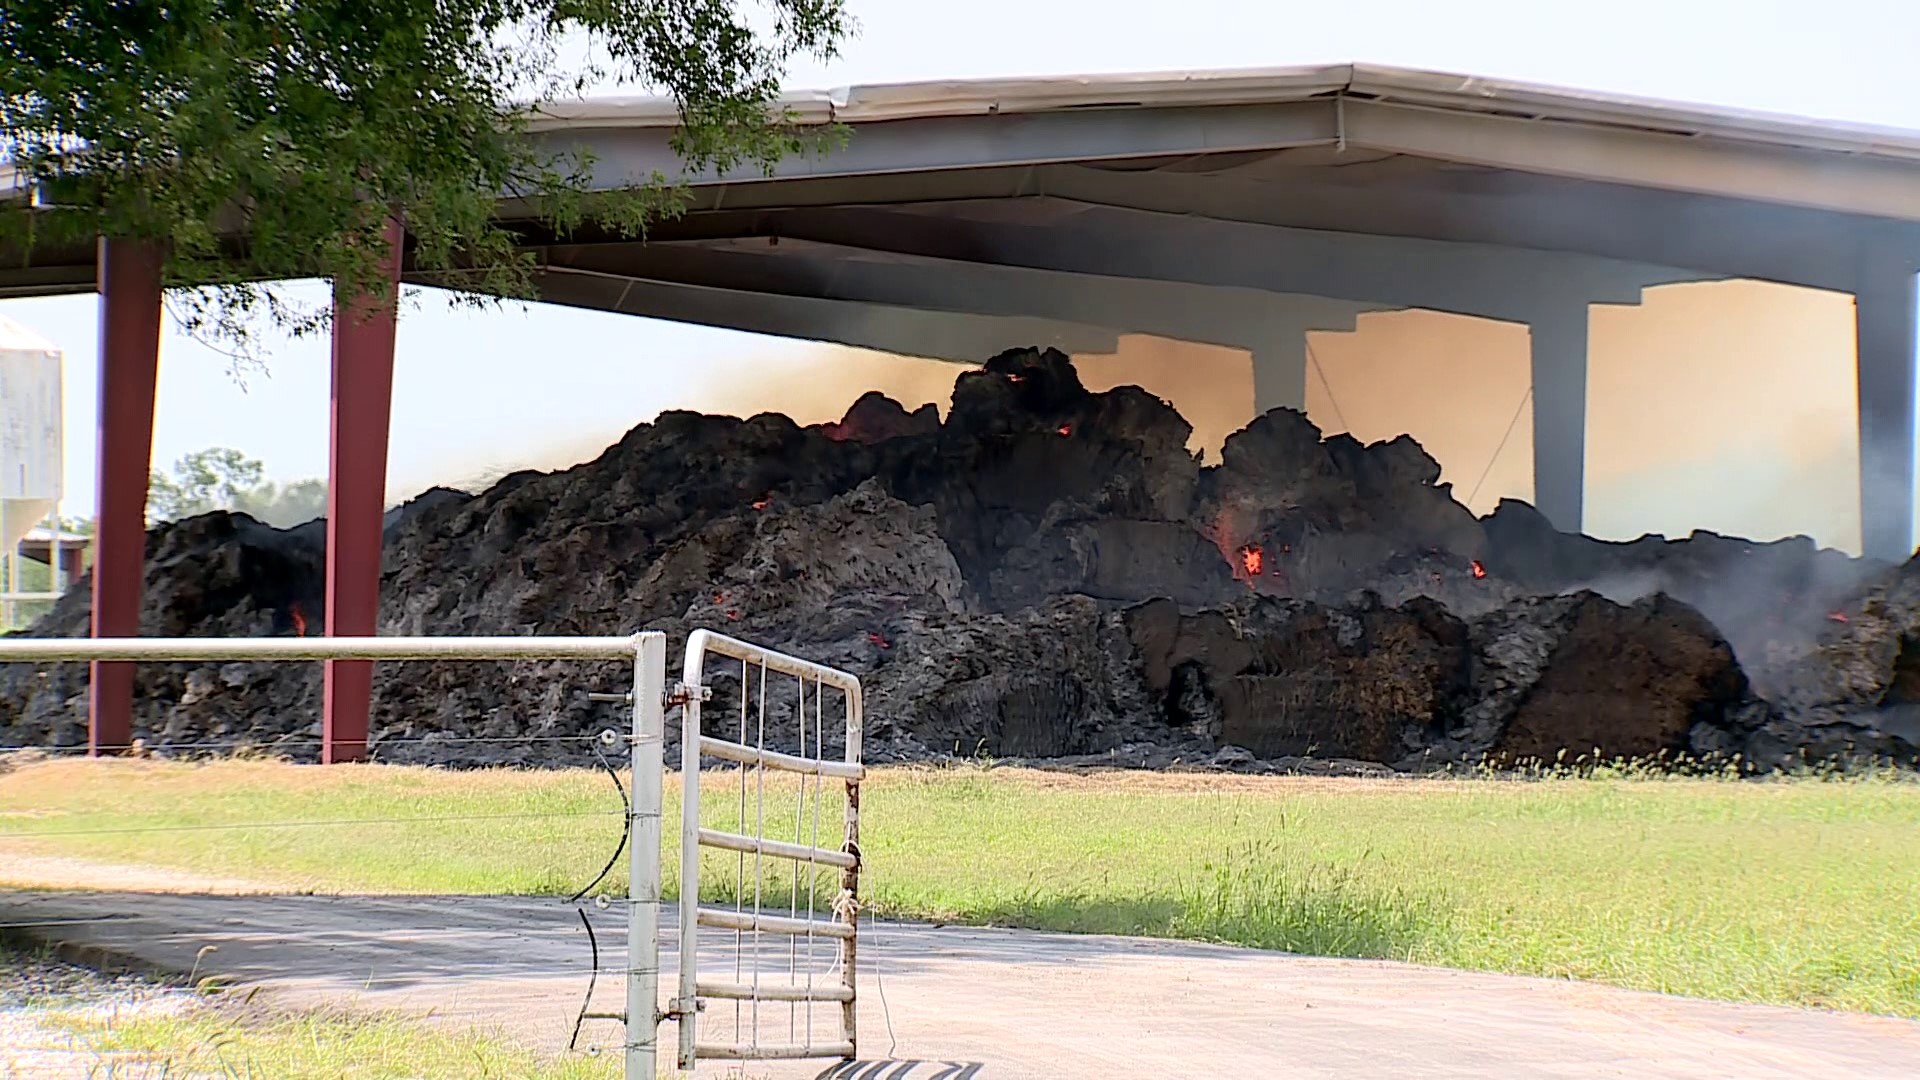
left=1, top=314, right=64, bottom=622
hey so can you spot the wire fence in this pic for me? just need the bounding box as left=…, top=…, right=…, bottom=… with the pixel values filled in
left=0, top=629, right=880, bottom=1076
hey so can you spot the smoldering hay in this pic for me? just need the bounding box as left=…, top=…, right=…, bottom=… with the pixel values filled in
left=2, top=347, right=1916, bottom=772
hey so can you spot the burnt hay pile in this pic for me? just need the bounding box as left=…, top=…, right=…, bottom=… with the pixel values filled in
left=3, top=347, right=1917, bottom=772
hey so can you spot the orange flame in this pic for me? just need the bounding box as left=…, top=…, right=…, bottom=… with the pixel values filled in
left=751, top=497, right=770, bottom=511
left=1828, top=611, right=1850, bottom=624
left=289, top=603, right=307, bottom=637
left=1057, top=423, right=1072, bottom=437
left=1240, top=545, right=1264, bottom=578
left=1005, top=372, right=1026, bottom=384
left=1470, top=560, right=1487, bottom=580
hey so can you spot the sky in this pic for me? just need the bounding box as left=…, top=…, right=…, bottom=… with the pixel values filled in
left=5, top=0, right=1920, bottom=550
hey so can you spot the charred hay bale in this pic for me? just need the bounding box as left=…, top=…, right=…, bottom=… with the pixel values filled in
left=1196, top=410, right=1487, bottom=602
left=0, top=513, right=324, bottom=751
left=890, top=347, right=1209, bottom=609
left=1741, top=556, right=1920, bottom=765
left=1480, top=592, right=1747, bottom=764
left=1480, top=498, right=1879, bottom=689
left=1125, top=593, right=1471, bottom=762
left=813, top=390, right=940, bottom=444
left=874, top=596, right=1160, bottom=759
left=643, top=482, right=1162, bottom=760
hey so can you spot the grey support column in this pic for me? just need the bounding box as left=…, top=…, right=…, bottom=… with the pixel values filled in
left=1252, top=335, right=1308, bottom=415
left=1856, top=271, right=1918, bottom=562
left=1529, top=307, right=1590, bottom=535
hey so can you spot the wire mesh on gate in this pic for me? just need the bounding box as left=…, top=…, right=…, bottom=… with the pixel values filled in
left=677, top=629, right=863, bottom=1068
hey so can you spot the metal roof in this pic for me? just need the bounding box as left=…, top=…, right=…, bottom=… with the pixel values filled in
left=525, top=62, right=1920, bottom=162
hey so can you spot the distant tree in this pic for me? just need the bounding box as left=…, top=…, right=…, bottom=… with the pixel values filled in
left=0, top=0, right=850, bottom=358
left=147, top=448, right=264, bottom=522
left=235, top=478, right=329, bottom=528
left=148, top=448, right=325, bottom=527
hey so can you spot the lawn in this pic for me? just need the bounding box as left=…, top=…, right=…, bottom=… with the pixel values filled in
left=41, top=995, right=621, bottom=1080
left=2, top=756, right=1918, bottom=1018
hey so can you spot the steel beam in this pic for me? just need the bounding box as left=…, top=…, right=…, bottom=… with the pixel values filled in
left=322, top=219, right=404, bottom=764
left=613, top=204, right=1683, bottom=322
left=1856, top=269, right=1918, bottom=562
left=88, top=236, right=164, bottom=756
left=1037, top=165, right=1871, bottom=295
left=546, top=240, right=1379, bottom=344
left=1529, top=307, right=1591, bottom=534
left=516, top=269, right=1121, bottom=360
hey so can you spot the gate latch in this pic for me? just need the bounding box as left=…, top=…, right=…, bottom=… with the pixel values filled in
left=665, top=682, right=713, bottom=708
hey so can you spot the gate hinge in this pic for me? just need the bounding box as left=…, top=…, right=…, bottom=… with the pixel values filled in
left=665, top=682, right=713, bottom=707
left=663, top=996, right=705, bottom=1020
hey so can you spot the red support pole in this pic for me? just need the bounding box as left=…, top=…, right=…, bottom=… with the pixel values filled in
left=89, top=237, right=165, bottom=755
left=322, top=219, right=404, bottom=764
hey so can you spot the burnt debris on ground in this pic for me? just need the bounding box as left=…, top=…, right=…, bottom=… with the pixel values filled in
left=2, top=347, right=1916, bottom=772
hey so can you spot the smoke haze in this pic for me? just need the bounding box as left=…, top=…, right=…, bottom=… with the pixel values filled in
left=454, top=278, right=1878, bottom=554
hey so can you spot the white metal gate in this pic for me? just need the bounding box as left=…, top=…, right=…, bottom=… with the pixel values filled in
left=674, top=628, right=864, bottom=1070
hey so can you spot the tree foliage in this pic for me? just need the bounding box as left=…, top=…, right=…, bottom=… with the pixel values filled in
left=148, top=447, right=329, bottom=527
left=0, top=1, right=848, bottom=352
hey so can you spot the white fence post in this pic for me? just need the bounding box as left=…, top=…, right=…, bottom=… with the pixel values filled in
left=628, top=633, right=667, bottom=1080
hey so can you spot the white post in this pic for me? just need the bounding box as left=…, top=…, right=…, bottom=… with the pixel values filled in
left=628, top=633, right=667, bottom=1080
left=676, top=632, right=708, bottom=1072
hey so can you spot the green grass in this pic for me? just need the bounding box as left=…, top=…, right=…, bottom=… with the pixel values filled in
left=3, top=757, right=1918, bottom=1018
left=47, top=999, right=622, bottom=1079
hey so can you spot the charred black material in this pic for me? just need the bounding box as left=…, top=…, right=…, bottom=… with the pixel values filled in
left=2, top=346, right=1913, bottom=771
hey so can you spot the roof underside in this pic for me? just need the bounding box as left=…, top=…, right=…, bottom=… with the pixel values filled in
left=6, top=63, right=1919, bottom=316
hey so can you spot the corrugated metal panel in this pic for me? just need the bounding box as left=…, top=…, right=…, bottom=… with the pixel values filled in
left=0, top=323, right=63, bottom=556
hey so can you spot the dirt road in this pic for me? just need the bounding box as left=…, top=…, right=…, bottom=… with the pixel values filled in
left=4, top=888, right=1918, bottom=1079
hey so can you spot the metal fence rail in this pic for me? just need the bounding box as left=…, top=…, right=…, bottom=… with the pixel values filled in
left=676, top=628, right=864, bottom=1071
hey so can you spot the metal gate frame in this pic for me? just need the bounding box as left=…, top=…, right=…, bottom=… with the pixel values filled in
left=0, top=628, right=865, bottom=1077
left=674, top=628, right=865, bottom=1070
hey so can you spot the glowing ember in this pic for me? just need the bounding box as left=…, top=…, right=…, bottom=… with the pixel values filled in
left=724, top=609, right=740, bottom=622
left=289, top=603, right=307, bottom=637
left=1240, top=545, right=1264, bottom=578
left=868, top=631, right=891, bottom=649
left=1056, top=423, right=1072, bottom=436
left=751, top=497, right=770, bottom=511
left=1828, top=611, right=1850, bottom=624
left=714, top=591, right=730, bottom=604
left=1005, top=372, right=1026, bottom=384
left=1470, top=560, right=1487, bottom=580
